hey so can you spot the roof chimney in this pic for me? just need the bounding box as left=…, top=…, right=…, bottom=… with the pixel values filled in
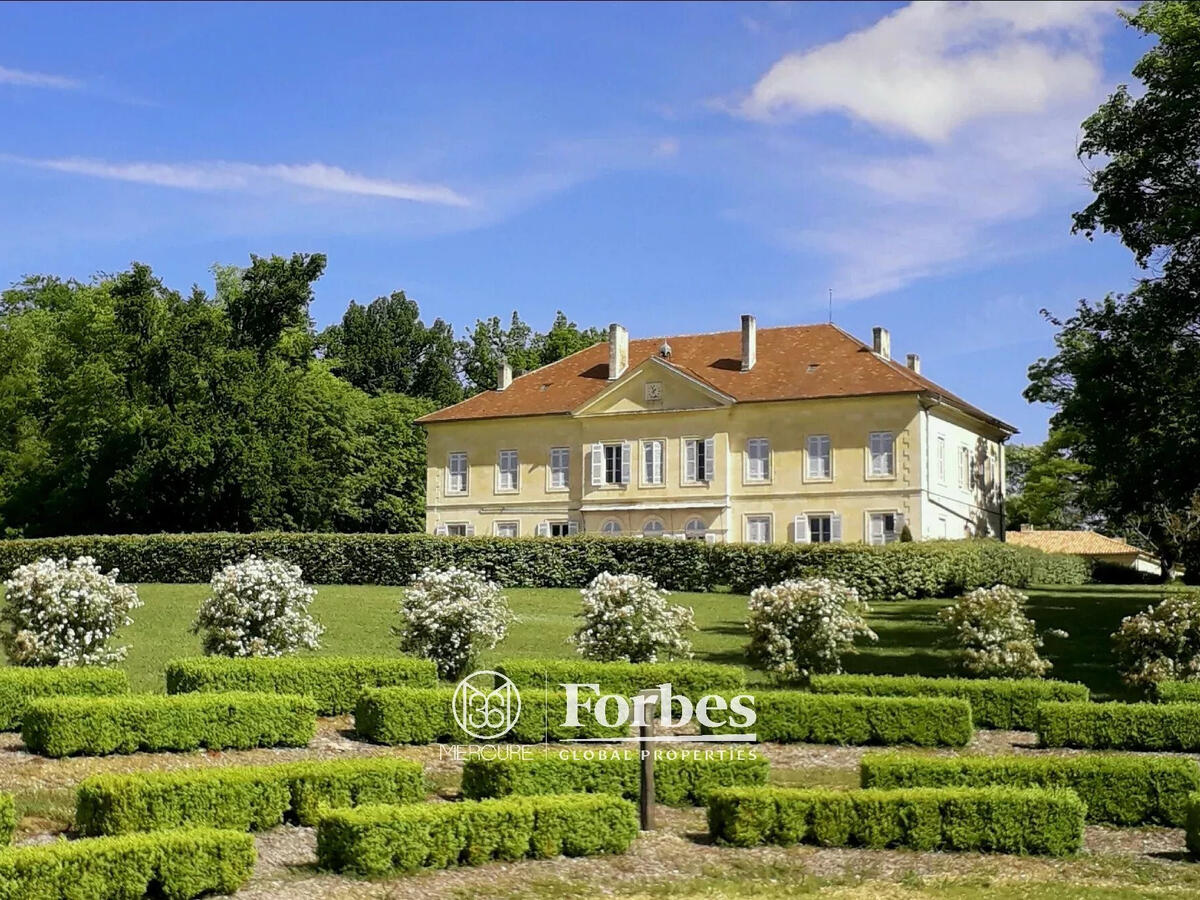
left=872, top=326, right=891, bottom=361
left=608, top=323, right=628, bottom=380
left=497, top=358, right=512, bottom=391
left=741, top=314, right=757, bottom=372
left=906, top=353, right=921, bottom=374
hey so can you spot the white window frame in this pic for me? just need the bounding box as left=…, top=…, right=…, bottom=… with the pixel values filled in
left=958, top=445, right=970, bottom=489
left=641, top=438, right=665, bottom=487
left=684, top=517, right=707, bottom=540
left=745, top=438, right=770, bottom=483
left=548, top=447, right=570, bottom=492
left=793, top=511, right=841, bottom=544
left=805, top=434, right=832, bottom=482
left=683, top=437, right=716, bottom=484
left=642, top=517, right=665, bottom=538
left=446, top=452, right=468, bottom=495
left=601, top=518, right=622, bottom=534
left=445, top=522, right=472, bottom=537
left=493, top=521, right=519, bottom=538
left=866, top=510, right=904, bottom=546
left=539, top=519, right=580, bottom=538
left=744, top=514, right=772, bottom=544
left=496, top=449, right=519, bottom=493
left=590, top=441, right=632, bottom=487
left=867, top=431, right=895, bottom=478
left=936, top=436, right=946, bottom=485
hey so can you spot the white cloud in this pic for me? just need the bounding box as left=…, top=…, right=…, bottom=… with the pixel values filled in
left=0, top=64, right=80, bottom=90
left=740, top=1, right=1115, bottom=142
left=7, top=156, right=471, bottom=207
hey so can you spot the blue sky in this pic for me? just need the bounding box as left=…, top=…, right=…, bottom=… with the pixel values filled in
left=0, top=2, right=1149, bottom=440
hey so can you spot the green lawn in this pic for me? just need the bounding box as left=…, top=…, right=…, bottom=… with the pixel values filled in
left=105, top=582, right=1176, bottom=695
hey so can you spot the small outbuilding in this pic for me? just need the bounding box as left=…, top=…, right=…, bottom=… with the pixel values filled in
left=1006, top=525, right=1161, bottom=576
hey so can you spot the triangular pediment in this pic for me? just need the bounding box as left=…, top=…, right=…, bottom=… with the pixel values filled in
left=573, top=356, right=734, bottom=417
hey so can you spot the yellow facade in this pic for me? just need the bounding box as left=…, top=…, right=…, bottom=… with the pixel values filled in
left=423, top=359, right=1008, bottom=544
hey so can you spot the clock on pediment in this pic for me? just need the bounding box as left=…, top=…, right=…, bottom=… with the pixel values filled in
left=644, top=382, right=663, bottom=402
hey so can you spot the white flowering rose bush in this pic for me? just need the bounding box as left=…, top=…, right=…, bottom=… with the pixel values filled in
left=937, top=584, right=1062, bottom=678
left=746, top=577, right=876, bottom=681
left=395, top=567, right=513, bottom=680
left=1112, top=591, right=1200, bottom=688
left=0, top=556, right=142, bottom=667
left=571, top=572, right=695, bottom=663
left=192, top=555, right=323, bottom=657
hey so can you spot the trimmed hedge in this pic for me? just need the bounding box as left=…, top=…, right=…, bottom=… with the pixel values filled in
left=0, top=794, right=13, bottom=845
left=316, top=793, right=638, bottom=876
left=1037, top=701, right=1200, bottom=751
left=0, top=828, right=256, bottom=900
left=702, top=692, right=973, bottom=746
left=706, top=786, right=1085, bottom=855
left=165, top=655, right=438, bottom=714
left=497, top=659, right=747, bottom=698
left=461, top=751, right=768, bottom=806
left=354, top=686, right=627, bottom=744
left=0, top=667, right=129, bottom=732
left=0, top=532, right=1088, bottom=598
left=76, top=757, right=427, bottom=836
left=861, top=752, right=1200, bottom=826
left=1187, top=795, right=1200, bottom=857
left=809, top=674, right=1089, bottom=731
left=1154, top=682, right=1200, bottom=703
left=21, top=692, right=317, bottom=757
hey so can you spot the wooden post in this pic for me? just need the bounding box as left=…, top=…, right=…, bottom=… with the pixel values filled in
left=637, top=689, right=658, bottom=831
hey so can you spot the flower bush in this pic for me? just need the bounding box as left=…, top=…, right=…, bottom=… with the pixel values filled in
left=746, top=577, right=876, bottom=681
left=571, top=572, right=695, bottom=663
left=938, top=584, right=1061, bottom=678
left=192, top=555, right=323, bottom=657
left=395, top=567, right=512, bottom=680
left=0, top=556, right=142, bottom=667
left=1112, top=591, right=1200, bottom=688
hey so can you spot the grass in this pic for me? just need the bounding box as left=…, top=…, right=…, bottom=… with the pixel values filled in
left=100, top=582, right=1175, bottom=695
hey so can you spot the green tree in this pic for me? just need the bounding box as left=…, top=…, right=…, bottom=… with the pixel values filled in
left=458, top=310, right=604, bottom=394
left=1004, top=438, right=1093, bottom=531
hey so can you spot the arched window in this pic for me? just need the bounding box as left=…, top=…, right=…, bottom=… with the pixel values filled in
left=684, top=517, right=706, bottom=540
left=601, top=518, right=622, bottom=535
left=642, top=518, right=665, bottom=538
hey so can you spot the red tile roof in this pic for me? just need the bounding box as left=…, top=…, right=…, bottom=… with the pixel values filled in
left=417, top=323, right=1015, bottom=431
left=1006, top=530, right=1144, bottom=557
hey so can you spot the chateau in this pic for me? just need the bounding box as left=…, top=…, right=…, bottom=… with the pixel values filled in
left=417, top=318, right=1014, bottom=543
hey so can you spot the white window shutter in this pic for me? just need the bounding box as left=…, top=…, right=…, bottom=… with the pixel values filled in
left=794, top=514, right=809, bottom=543
left=830, top=514, right=843, bottom=543
left=704, top=532, right=719, bottom=544
left=704, top=437, right=715, bottom=482
left=464, top=523, right=475, bottom=537
left=590, top=443, right=603, bottom=486
left=567, top=520, right=579, bottom=535
left=686, top=440, right=697, bottom=482
left=894, top=512, right=906, bottom=536
left=434, top=524, right=448, bottom=536
left=537, top=520, right=550, bottom=537
left=621, top=441, right=632, bottom=484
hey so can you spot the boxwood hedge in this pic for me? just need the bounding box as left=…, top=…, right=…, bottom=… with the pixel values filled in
left=461, top=750, right=768, bottom=806
left=809, top=674, right=1089, bottom=731
left=702, top=692, right=973, bottom=746
left=316, top=793, right=638, bottom=876
left=165, top=655, right=438, bottom=714
left=0, top=828, right=256, bottom=900
left=0, top=531, right=1088, bottom=598
left=1037, top=701, right=1200, bottom=751
left=706, top=786, right=1085, bottom=855
left=1153, top=682, right=1200, bottom=703
left=861, top=752, right=1200, bottom=826
left=354, top=686, right=627, bottom=744
left=0, top=794, right=13, bottom=845
left=1186, top=795, right=1200, bottom=856
left=76, top=757, right=427, bottom=835
left=0, top=667, right=129, bottom=732
left=496, top=659, right=746, bottom=698
left=22, top=692, right=317, bottom=757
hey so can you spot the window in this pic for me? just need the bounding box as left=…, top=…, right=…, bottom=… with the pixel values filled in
left=684, top=437, right=715, bottom=483
left=806, top=435, right=831, bottom=480
left=601, top=519, right=622, bottom=534
left=936, top=436, right=946, bottom=484
left=746, top=438, right=770, bottom=482
left=958, top=446, right=969, bottom=489
left=538, top=520, right=578, bottom=537
left=809, top=515, right=833, bottom=544
left=794, top=513, right=840, bottom=543
left=497, top=450, right=519, bottom=492
left=983, top=450, right=994, bottom=489
left=868, top=512, right=903, bottom=546
left=745, top=515, right=772, bottom=544
left=938, top=516, right=947, bottom=538
left=591, top=442, right=631, bottom=486
left=446, top=523, right=470, bottom=537
left=969, top=451, right=978, bottom=490
left=447, top=452, right=468, bottom=494
left=684, top=517, right=707, bottom=540
left=494, top=521, right=518, bottom=538
left=642, top=439, right=664, bottom=486
left=642, top=518, right=665, bottom=538
left=868, top=432, right=895, bottom=477
left=549, top=447, right=569, bottom=490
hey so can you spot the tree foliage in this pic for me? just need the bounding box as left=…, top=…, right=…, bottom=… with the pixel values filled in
left=1004, top=439, right=1093, bottom=531
left=458, top=310, right=605, bottom=394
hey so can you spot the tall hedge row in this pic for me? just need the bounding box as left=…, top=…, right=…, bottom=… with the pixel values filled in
left=0, top=532, right=1088, bottom=598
